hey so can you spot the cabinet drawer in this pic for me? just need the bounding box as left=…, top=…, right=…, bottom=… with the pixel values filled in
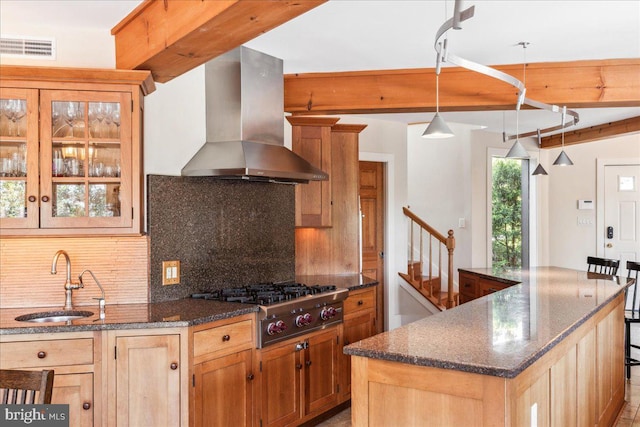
left=459, top=273, right=477, bottom=298
left=345, top=288, right=376, bottom=314
left=0, top=338, right=94, bottom=368
left=194, top=319, right=253, bottom=361
left=478, top=279, right=510, bottom=296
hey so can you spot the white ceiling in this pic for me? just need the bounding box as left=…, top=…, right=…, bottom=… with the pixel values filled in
left=2, top=0, right=639, bottom=136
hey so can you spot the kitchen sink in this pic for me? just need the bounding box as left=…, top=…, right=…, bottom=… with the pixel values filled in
left=15, top=310, right=94, bottom=323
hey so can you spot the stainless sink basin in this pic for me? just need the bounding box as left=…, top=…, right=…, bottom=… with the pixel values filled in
left=15, top=310, right=94, bottom=323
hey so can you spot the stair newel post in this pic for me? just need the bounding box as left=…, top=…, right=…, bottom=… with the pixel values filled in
left=446, top=229, right=456, bottom=308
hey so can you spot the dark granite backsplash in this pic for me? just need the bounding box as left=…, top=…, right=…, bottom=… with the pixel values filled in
left=147, top=175, right=295, bottom=302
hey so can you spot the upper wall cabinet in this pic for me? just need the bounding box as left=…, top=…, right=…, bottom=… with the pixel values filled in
left=287, top=116, right=339, bottom=228
left=0, top=66, right=154, bottom=236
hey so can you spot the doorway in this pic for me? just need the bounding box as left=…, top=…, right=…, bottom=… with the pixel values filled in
left=489, top=156, right=530, bottom=269
left=602, top=163, right=640, bottom=277
left=359, top=161, right=385, bottom=333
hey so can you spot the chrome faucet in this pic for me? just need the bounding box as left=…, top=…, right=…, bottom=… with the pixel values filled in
left=78, top=269, right=106, bottom=320
left=51, top=250, right=83, bottom=310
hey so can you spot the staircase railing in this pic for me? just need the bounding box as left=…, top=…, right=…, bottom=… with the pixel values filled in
left=401, top=207, right=456, bottom=309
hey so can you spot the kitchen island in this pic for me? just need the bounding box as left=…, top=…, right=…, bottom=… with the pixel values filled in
left=344, top=267, right=632, bottom=427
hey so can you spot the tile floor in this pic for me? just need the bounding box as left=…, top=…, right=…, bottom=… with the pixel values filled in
left=315, top=407, right=351, bottom=427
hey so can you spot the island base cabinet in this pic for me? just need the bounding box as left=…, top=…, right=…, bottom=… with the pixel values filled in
left=350, top=293, right=625, bottom=427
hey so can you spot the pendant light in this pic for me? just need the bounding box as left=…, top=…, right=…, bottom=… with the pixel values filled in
left=423, top=40, right=454, bottom=139
left=505, top=42, right=530, bottom=159
left=553, top=107, right=574, bottom=166
left=532, top=129, right=548, bottom=175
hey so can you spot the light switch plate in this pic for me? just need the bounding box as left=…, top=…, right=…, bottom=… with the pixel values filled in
left=162, top=260, right=180, bottom=285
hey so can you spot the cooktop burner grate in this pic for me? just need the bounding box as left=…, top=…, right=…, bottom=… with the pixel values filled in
left=191, top=282, right=339, bottom=306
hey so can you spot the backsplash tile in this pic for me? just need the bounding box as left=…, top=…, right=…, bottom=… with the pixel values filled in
left=148, top=175, right=295, bottom=302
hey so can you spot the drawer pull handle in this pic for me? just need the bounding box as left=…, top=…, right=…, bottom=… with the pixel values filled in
left=28, top=195, right=36, bottom=203
left=222, top=335, right=231, bottom=342
left=357, top=300, right=364, bottom=306
left=247, top=373, right=254, bottom=381
left=83, top=402, right=91, bottom=410
left=37, top=351, right=46, bottom=359
left=170, top=362, right=178, bottom=370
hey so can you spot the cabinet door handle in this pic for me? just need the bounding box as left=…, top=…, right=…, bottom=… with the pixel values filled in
left=305, top=360, right=312, bottom=367
left=222, top=335, right=230, bottom=342
left=247, top=373, right=254, bottom=381
left=296, top=363, right=303, bottom=370
left=170, top=362, right=178, bottom=370
left=28, top=195, right=36, bottom=203
left=82, top=402, right=91, bottom=410
left=41, top=195, right=50, bottom=203
left=37, top=351, right=47, bottom=359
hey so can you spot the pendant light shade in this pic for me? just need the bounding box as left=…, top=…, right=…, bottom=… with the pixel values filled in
left=422, top=112, right=454, bottom=139
left=505, top=139, right=530, bottom=159
left=553, top=150, right=574, bottom=166
left=553, top=107, right=574, bottom=166
left=532, top=163, right=548, bottom=175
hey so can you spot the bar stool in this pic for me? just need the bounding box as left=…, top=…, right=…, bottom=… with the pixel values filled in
left=624, top=261, right=640, bottom=379
left=587, top=256, right=620, bottom=275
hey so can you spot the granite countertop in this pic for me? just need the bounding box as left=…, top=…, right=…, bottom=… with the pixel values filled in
left=0, top=274, right=377, bottom=335
left=344, top=267, right=632, bottom=378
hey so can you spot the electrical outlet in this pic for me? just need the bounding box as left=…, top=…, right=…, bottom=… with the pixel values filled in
left=162, top=260, right=180, bottom=285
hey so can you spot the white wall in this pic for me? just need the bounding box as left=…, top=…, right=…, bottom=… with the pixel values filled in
left=0, top=21, right=116, bottom=68
left=547, top=133, right=640, bottom=270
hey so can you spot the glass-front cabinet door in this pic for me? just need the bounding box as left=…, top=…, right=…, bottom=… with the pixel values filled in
left=0, top=88, right=39, bottom=229
left=40, top=90, right=132, bottom=229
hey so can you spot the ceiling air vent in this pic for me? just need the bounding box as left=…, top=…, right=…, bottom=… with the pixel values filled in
left=0, top=36, right=56, bottom=59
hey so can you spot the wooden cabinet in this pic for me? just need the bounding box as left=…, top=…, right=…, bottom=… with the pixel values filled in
left=258, top=325, right=339, bottom=427
left=0, top=332, right=99, bottom=427
left=106, top=328, right=184, bottom=427
left=294, top=119, right=367, bottom=275
left=340, top=287, right=377, bottom=402
left=349, top=292, right=626, bottom=427
left=191, top=314, right=256, bottom=427
left=458, top=270, right=517, bottom=303
left=287, top=116, right=338, bottom=228
left=0, top=66, right=154, bottom=235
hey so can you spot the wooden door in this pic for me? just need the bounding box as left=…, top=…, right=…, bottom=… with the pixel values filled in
left=260, top=341, right=301, bottom=427
left=52, top=373, right=94, bottom=427
left=305, top=328, right=339, bottom=416
left=115, top=334, right=181, bottom=427
left=359, top=161, right=385, bottom=332
left=194, top=349, right=253, bottom=427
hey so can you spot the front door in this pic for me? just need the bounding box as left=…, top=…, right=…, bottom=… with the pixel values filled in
left=359, top=161, right=385, bottom=332
left=604, top=164, right=640, bottom=277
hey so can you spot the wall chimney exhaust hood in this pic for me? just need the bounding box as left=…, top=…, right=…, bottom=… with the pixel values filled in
left=181, top=46, right=328, bottom=184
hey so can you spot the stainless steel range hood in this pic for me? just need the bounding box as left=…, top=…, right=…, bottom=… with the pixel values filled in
left=181, top=46, right=328, bottom=183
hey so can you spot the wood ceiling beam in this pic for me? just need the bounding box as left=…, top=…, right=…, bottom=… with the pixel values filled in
left=540, top=116, right=640, bottom=148
left=111, top=0, right=326, bottom=83
left=284, top=58, right=640, bottom=112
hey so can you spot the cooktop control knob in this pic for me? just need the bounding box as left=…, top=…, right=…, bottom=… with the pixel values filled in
left=267, top=320, right=287, bottom=335
left=320, top=306, right=337, bottom=321
left=295, top=313, right=313, bottom=327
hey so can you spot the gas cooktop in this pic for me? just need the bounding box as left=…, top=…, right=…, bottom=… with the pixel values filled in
left=191, top=282, right=340, bottom=306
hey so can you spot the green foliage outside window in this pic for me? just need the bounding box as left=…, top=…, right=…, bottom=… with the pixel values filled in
left=492, top=158, right=522, bottom=269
